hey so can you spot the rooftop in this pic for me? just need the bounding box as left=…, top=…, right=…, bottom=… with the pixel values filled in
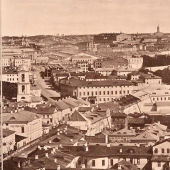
left=3, top=128, right=15, bottom=138
left=3, top=110, right=41, bottom=124
left=60, top=78, right=133, bottom=87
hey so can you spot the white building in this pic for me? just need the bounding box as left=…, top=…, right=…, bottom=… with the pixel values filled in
left=127, top=56, right=143, bottom=70
left=2, top=110, right=42, bottom=147
left=152, top=138, right=170, bottom=170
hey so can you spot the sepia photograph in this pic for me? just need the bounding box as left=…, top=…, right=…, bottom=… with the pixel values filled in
left=1, top=0, right=170, bottom=169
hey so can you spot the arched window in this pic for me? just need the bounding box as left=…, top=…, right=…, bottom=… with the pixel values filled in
left=21, top=74, right=25, bottom=82
left=21, top=97, right=26, bottom=99
left=22, top=85, right=25, bottom=93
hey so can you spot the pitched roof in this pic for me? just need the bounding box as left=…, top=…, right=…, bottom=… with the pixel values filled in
left=65, top=145, right=152, bottom=157
left=3, top=110, right=41, bottom=124
left=3, top=128, right=15, bottom=138
left=69, top=111, right=86, bottom=121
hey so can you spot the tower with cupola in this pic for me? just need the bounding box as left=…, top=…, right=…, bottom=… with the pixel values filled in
left=17, top=63, right=31, bottom=102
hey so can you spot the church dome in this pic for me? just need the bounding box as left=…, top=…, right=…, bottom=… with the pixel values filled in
left=18, top=64, right=29, bottom=72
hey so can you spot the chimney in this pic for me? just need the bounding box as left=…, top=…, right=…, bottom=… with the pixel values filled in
left=17, top=161, right=21, bottom=168
left=45, top=153, right=49, bottom=158
left=49, top=140, right=51, bottom=143
left=70, top=139, right=73, bottom=142
left=38, top=145, right=41, bottom=150
left=54, top=159, right=57, bottom=163
left=44, top=145, right=47, bottom=150
left=10, top=110, right=13, bottom=114
left=85, top=145, right=89, bottom=152
left=35, top=155, right=38, bottom=160
left=119, top=148, right=122, bottom=153
left=107, top=143, right=111, bottom=147
left=57, top=165, right=61, bottom=170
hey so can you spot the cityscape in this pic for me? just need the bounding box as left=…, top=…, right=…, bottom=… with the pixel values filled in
left=1, top=0, right=170, bottom=170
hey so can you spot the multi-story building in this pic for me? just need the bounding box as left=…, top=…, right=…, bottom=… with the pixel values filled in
left=142, top=85, right=170, bottom=103
left=14, top=57, right=31, bottom=68
left=126, top=56, right=143, bottom=70
left=71, top=53, right=98, bottom=65
left=2, top=57, right=11, bottom=67
left=94, top=59, right=102, bottom=68
left=1, top=69, right=18, bottom=83
left=66, top=145, right=152, bottom=169
left=95, top=67, right=114, bottom=76
left=76, top=61, right=89, bottom=72
left=2, top=110, right=42, bottom=147
left=152, top=138, right=170, bottom=170
left=60, top=77, right=134, bottom=104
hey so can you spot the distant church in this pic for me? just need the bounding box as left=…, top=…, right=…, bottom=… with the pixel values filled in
left=21, top=35, right=30, bottom=46
left=154, top=25, right=164, bottom=37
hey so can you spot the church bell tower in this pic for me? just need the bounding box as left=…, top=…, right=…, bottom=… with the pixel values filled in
left=17, top=63, right=31, bottom=102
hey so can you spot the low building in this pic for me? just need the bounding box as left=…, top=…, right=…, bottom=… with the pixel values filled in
left=105, top=128, right=136, bottom=144
left=35, top=56, right=49, bottom=65
left=2, top=128, right=16, bottom=155
left=67, top=107, right=111, bottom=136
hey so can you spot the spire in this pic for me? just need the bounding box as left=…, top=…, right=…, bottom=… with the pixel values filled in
left=157, top=25, right=160, bottom=33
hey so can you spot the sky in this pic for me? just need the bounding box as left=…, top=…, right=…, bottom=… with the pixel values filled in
left=1, top=0, right=170, bottom=36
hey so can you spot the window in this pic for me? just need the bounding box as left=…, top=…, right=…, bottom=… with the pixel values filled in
left=22, top=85, right=25, bottom=93
left=110, top=159, right=113, bottom=166
left=120, top=91, right=122, bottom=94
left=137, top=159, right=140, bottom=165
left=103, top=91, right=105, bottom=95
left=87, top=92, right=89, bottom=95
left=21, top=126, right=24, bottom=133
left=162, top=148, right=164, bottom=153
left=99, top=91, right=101, bottom=95
left=115, top=91, right=117, bottom=94
left=158, top=162, right=161, bottom=167
left=153, top=98, right=155, bottom=101
left=79, top=92, right=81, bottom=96
left=21, top=74, right=25, bottom=82
left=107, top=91, right=109, bottom=95
left=92, top=160, right=95, bottom=167
left=102, top=160, right=105, bottom=166
left=154, top=148, right=158, bottom=153
left=95, top=91, right=97, bottom=95
left=111, top=91, right=113, bottom=95
left=167, top=149, right=170, bottom=153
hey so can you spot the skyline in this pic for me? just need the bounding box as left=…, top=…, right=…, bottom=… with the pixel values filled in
left=1, top=0, right=170, bottom=36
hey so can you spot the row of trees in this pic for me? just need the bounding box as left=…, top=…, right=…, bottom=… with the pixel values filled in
left=142, top=55, right=170, bottom=67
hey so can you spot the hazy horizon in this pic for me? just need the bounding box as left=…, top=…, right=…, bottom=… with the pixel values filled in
left=2, top=0, right=170, bottom=36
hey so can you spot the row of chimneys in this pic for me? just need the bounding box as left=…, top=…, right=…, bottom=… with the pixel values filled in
left=10, top=107, right=24, bottom=114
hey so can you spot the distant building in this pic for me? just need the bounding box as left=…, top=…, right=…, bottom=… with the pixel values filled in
left=60, top=77, right=133, bottom=104
left=127, top=56, right=143, bottom=70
